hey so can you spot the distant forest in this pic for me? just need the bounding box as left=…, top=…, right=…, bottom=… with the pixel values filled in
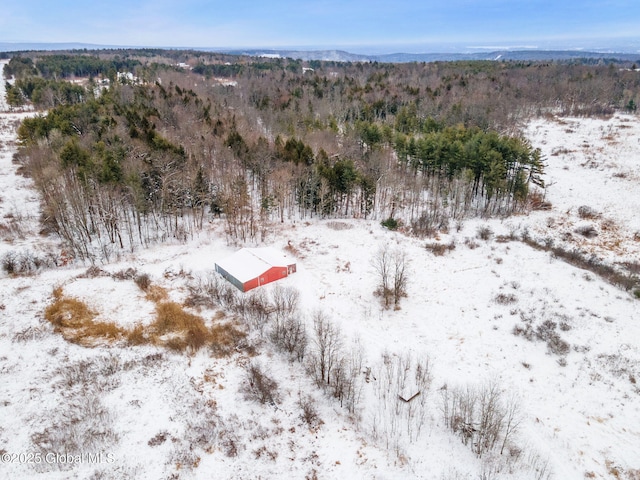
left=4, top=50, right=639, bottom=261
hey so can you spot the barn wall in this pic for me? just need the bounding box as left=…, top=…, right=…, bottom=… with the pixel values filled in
left=257, top=266, right=288, bottom=288
left=216, top=256, right=296, bottom=293
left=243, top=277, right=260, bottom=292
left=271, top=266, right=289, bottom=284
left=215, top=264, right=245, bottom=292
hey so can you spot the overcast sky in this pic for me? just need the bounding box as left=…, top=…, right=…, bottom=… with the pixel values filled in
left=1, top=0, right=639, bottom=52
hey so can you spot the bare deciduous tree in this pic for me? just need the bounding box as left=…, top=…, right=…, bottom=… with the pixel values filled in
left=242, top=362, right=279, bottom=405
left=441, top=381, right=521, bottom=458
left=368, top=352, right=432, bottom=451
left=308, top=310, right=343, bottom=387
left=271, top=285, right=300, bottom=322
left=372, top=245, right=410, bottom=308
left=392, top=249, right=409, bottom=307
left=372, top=246, right=392, bottom=307
left=500, top=394, right=522, bottom=455
left=270, top=315, right=307, bottom=362
left=331, top=339, right=365, bottom=415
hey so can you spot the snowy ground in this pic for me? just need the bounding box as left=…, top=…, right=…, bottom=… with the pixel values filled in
left=525, top=114, right=640, bottom=264
left=1, top=66, right=639, bottom=478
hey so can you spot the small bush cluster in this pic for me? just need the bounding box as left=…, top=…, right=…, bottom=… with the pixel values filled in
left=622, top=261, right=640, bottom=275
left=298, top=395, right=322, bottom=429
left=148, top=431, right=169, bottom=447
left=535, top=320, right=571, bottom=356
left=111, top=267, right=137, bottom=280
left=381, top=217, right=399, bottom=231
left=0, top=214, right=28, bottom=241
left=527, top=191, right=552, bottom=210
left=574, top=224, right=598, bottom=238
left=476, top=225, right=493, bottom=241
left=411, top=209, right=450, bottom=238
left=242, top=362, right=280, bottom=404
left=464, top=237, right=480, bottom=249
left=441, top=382, right=520, bottom=458
left=12, top=326, right=46, bottom=343
left=1, top=249, right=57, bottom=275
left=494, top=293, right=518, bottom=305
left=31, top=357, right=120, bottom=470
left=326, top=221, right=353, bottom=231
left=134, top=273, right=152, bottom=291
left=209, top=321, right=247, bottom=357
left=424, top=241, right=456, bottom=256
left=185, top=273, right=239, bottom=310
left=512, top=312, right=571, bottom=358
left=270, top=315, right=307, bottom=361
left=78, top=265, right=108, bottom=278
left=577, top=205, right=600, bottom=219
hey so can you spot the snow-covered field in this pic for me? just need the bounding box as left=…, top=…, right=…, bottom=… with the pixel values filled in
left=526, top=115, right=640, bottom=262
left=1, top=65, right=639, bottom=478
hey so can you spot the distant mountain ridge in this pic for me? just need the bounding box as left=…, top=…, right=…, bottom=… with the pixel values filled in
left=228, top=48, right=640, bottom=63
left=2, top=42, right=640, bottom=63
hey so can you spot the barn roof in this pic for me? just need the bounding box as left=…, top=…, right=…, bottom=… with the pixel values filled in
left=215, top=247, right=293, bottom=283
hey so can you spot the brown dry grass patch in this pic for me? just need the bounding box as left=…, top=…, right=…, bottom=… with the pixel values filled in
left=127, top=324, right=147, bottom=345
left=145, top=285, right=169, bottom=303
left=210, top=321, right=247, bottom=357
left=150, top=301, right=210, bottom=352
left=45, top=287, right=126, bottom=346
left=149, top=302, right=245, bottom=354
left=45, top=281, right=246, bottom=354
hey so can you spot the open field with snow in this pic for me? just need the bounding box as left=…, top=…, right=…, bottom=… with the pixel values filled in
left=1, top=64, right=640, bottom=479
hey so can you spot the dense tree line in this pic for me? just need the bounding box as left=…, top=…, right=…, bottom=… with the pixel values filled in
left=3, top=56, right=38, bottom=78
left=32, top=55, right=141, bottom=79
left=9, top=50, right=640, bottom=260
left=3, top=54, right=140, bottom=80
left=7, top=77, right=86, bottom=108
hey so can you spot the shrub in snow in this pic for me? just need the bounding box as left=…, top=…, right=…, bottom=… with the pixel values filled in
left=476, top=225, right=493, bottom=241
left=111, top=267, right=137, bottom=280
left=574, top=223, right=598, bottom=238
left=425, top=241, right=456, bottom=256
left=270, top=315, right=307, bottom=362
left=577, top=205, right=600, bottom=219
left=440, top=382, right=520, bottom=458
left=80, top=265, right=108, bottom=278
left=326, top=221, right=353, bottom=230
left=381, top=217, right=399, bottom=231
left=513, top=315, right=571, bottom=357
left=546, top=334, right=570, bottom=356
left=1, top=249, right=56, bottom=275
left=298, top=395, right=322, bottom=429
left=494, top=293, right=518, bottom=305
left=242, top=362, right=279, bottom=405
left=411, top=208, right=450, bottom=238
left=134, top=272, right=151, bottom=291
